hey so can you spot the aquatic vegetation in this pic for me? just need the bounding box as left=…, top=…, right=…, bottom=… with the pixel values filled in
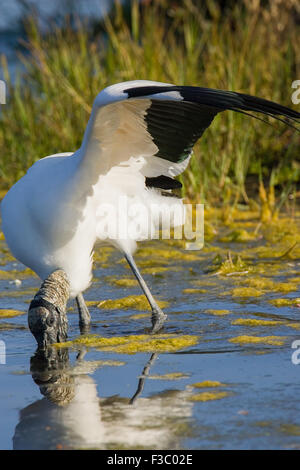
left=229, top=335, right=286, bottom=346
left=219, top=229, right=257, bottom=243
left=230, top=287, right=264, bottom=298
left=0, top=270, right=16, bottom=280
left=106, top=336, right=198, bottom=354
left=286, top=323, right=300, bottom=331
left=259, top=181, right=277, bottom=223
left=269, top=298, right=300, bottom=307
left=73, top=359, right=125, bottom=369
left=0, top=268, right=35, bottom=280
left=279, top=424, right=300, bottom=436
left=192, top=280, right=218, bottom=288
left=239, top=277, right=299, bottom=293
left=262, top=219, right=300, bottom=245
left=97, top=295, right=169, bottom=311
left=141, top=267, right=170, bottom=275
left=182, top=288, right=207, bottom=294
left=231, top=318, right=284, bottom=327
left=93, top=247, right=114, bottom=265
left=204, top=309, right=231, bottom=316
left=288, top=277, right=300, bottom=284
left=55, top=333, right=199, bottom=354
left=192, top=380, right=226, bottom=388
left=254, top=421, right=300, bottom=437
left=240, top=277, right=275, bottom=290
left=0, top=309, right=25, bottom=318
left=149, top=373, right=189, bottom=380
left=0, top=322, right=27, bottom=330
left=128, top=313, right=149, bottom=320
left=189, top=391, right=231, bottom=402
left=84, top=300, right=101, bottom=307
left=209, top=253, right=250, bottom=276
left=0, top=287, right=37, bottom=298
left=105, top=277, right=138, bottom=288
left=204, top=222, right=217, bottom=241
left=137, top=247, right=199, bottom=262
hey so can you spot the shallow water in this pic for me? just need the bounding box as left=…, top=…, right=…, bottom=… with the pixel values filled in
left=0, top=212, right=300, bottom=450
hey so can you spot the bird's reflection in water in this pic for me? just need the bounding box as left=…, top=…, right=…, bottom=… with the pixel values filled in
left=13, top=348, right=193, bottom=450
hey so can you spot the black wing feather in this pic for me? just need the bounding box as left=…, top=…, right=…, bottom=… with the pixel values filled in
left=124, top=85, right=300, bottom=165
left=145, top=175, right=182, bottom=190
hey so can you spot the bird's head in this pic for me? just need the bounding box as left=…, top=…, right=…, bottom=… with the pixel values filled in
left=28, top=299, right=68, bottom=349
left=28, top=270, right=70, bottom=350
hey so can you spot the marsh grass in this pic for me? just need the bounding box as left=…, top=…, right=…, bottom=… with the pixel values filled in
left=0, top=0, right=299, bottom=204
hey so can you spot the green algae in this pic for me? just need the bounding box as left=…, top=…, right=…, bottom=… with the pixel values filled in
left=239, top=277, right=299, bottom=293
left=189, top=391, right=231, bottom=402
left=97, top=295, right=169, bottom=311
left=209, top=253, right=250, bottom=276
left=128, top=313, right=149, bottom=320
left=192, top=280, right=218, bottom=287
left=0, top=287, right=37, bottom=298
left=279, top=423, right=300, bottom=436
left=192, top=380, right=226, bottom=388
left=129, top=258, right=163, bottom=268
left=231, top=318, right=282, bottom=327
left=229, top=287, right=264, bottom=298
left=269, top=298, right=300, bottom=307
left=136, top=247, right=199, bottom=262
left=0, top=322, right=27, bottom=330
left=84, top=300, right=101, bottom=307
left=55, top=333, right=199, bottom=354
left=204, top=309, right=231, bottom=316
left=75, top=359, right=126, bottom=368
left=219, top=229, right=257, bottom=243
left=105, top=276, right=138, bottom=287
left=0, top=309, right=25, bottom=318
left=0, top=268, right=35, bottom=281
left=204, top=221, right=217, bottom=241
left=93, top=246, right=114, bottom=264
left=240, top=277, right=275, bottom=290
left=107, top=335, right=198, bottom=354
left=0, top=270, right=20, bottom=281
left=182, top=288, right=207, bottom=294
left=231, top=318, right=300, bottom=330
left=228, top=335, right=286, bottom=346
left=148, top=372, right=189, bottom=380
left=288, top=276, right=300, bottom=284
left=142, top=266, right=170, bottom=275
left=262, top=218, right=300, bottom=245
left=254, top=421, right=300, bottom=437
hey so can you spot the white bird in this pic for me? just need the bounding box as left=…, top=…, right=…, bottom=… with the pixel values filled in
left=1, top=80, right=299, bottom=348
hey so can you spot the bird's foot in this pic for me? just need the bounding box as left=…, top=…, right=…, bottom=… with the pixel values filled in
left=150, top=308, right=167, bottom=334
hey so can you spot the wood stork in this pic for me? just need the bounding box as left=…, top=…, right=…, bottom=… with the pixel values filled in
left=1, top=80, right=299, bottom=348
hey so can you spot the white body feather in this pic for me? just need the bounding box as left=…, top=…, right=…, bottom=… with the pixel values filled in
left=1, top=81, right=186, bottom=297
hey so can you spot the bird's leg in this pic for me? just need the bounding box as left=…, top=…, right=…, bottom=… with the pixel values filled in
left=75, top=293, right=91, bottom=331
left=130, top=353, right=158, bottom=404
left=124, top=252, right=167, bottom=333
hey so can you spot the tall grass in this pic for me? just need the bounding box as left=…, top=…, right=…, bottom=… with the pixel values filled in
left=0, top=0, right=299, bottom=203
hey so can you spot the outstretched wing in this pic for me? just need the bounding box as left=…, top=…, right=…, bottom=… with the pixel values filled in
left=78, top=80, right=300, bottom=188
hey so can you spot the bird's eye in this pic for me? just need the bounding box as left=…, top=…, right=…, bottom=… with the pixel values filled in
left=46, top=313, right=55, bottom=327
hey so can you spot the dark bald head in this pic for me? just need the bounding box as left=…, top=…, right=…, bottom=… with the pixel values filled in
left=28, top=270, right=70, bottom=349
